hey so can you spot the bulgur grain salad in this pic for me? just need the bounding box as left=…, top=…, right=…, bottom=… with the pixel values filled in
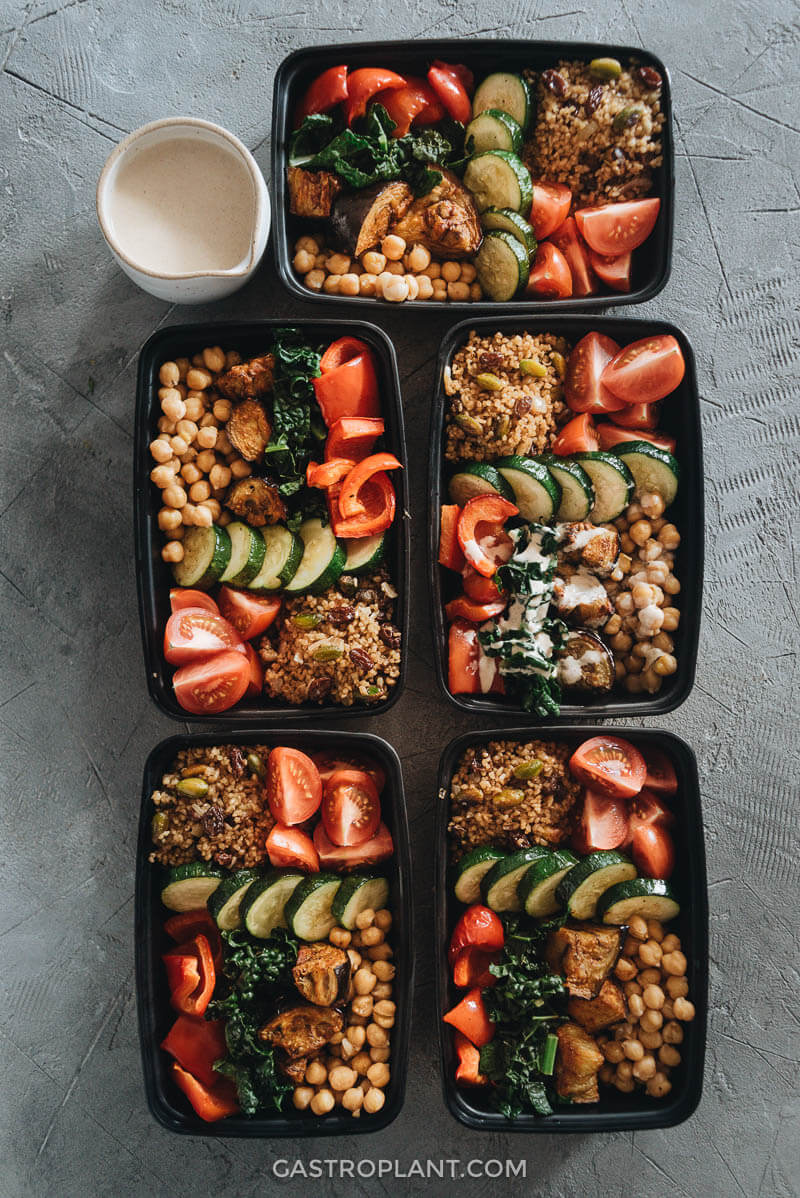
left=146, top=329, right=404, bottom=715
left=285, top=53, right=666, bottom=303
left=438, top=326, right=686, bottom=714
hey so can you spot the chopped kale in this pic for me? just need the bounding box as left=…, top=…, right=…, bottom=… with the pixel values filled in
left=262, top=327, right=324, bottom=518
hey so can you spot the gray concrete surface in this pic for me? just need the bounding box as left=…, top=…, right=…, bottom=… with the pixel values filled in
left=1, top=1, right=798, bottom=1195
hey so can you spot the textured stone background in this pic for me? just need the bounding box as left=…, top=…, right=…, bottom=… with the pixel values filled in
left=1, top=1, right=799, bottom=1195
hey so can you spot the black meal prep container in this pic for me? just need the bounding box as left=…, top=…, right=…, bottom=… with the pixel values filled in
left=435, top=726, right=708, bottom=1132
left=136, top=729, right=413, bottom=1136
left=135, top=320, right=409, bottom=722
left=428, top=315, right=703, bottom=719
left=271, top=40, right=673, bottom=312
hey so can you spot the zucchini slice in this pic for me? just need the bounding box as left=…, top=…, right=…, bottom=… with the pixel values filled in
left=463, top=151, right=533, bottom=217
left=171, top=524, right=231, bottom=590
left=332, top=874, right=390, bottom=930
left=285, top=874, right=342, bottom=941
left=597, top=878, right=680, bottom=925
left=518, top=850, right=578, bottom=918
left=536, top=455, right=595, bottom=521
left=496, top=456, right=561, bottom=521
left=466, top=109, right=523, bottom=155
left=481, top=847, right=547, bottom=913
left=556, top=850, right=637, bottom=920
left=475, top=230, right=530, bottom=301
left=481, top=206, right=537, bottom=256
left=572, top=452, right=634, bottom=523
left=219, top=522, right=266, bottom=587
left=284, top=518, right=346, bottom=595
left=160, top=862, right=224, bottom=912
left=247, top=524, right=303, bottom=593
left=208, top=868, right=261, bottom=931
left=472, top=71, right=533, bottom=131
left=241, top=869, right=304, bottom=938
left=448, top=462, right=515, bottom=505
left=615, top=442, right=680, bottom=507
left=454, top=846, right=506, bottom=905
left=344, top=533, right=386, bottom=575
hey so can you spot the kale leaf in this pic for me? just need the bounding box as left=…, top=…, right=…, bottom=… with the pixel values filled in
left=263, top=327, right=324, bottom=513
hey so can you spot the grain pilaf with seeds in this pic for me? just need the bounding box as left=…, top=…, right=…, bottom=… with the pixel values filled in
left=149, top=745, right=274, bottom=869
left=448, top=740, right=581, bottom=857
left=444, top=330, right=571, bottom=462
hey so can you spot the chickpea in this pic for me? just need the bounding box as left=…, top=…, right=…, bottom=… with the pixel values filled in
left=292, top=1085, right=315, bottom=1110
left=646, top=1072, right=672, bottom=1099
left=632, top=1053, right=657, bottom=1082
left=673, top=997, right=695, bottom=1022
left=337, top=273, right=358, bottom=297
left=652, top=631, right=674, bottom=652
left=366, top=943, right=393, bottom=961
left=296, top=234, right=321, bottom=255
left=199, top=346, right=223, bottom=374
left=373, top=909, right=392, bottom=933
left=355, top=908, right=375, bottom=930
left=624, top=674, right=644, bottom=693
left=362, top=250, right=386, bottom=275
left=610, top=631, right=633, bottom=653
left=616, top=1060, right=634, bottom=1084
left=637, top=967, right=661, bottom=986
left=310, top=1089, right=335, bottom=1116
left=363, top=1087, right=385, bottom=1114
left=161, top=393, right=186, bottom=423
left=162, top=484, right=187, bottom=509
left=614, top=659, right=627, bottom=683
left=656, top=1043, right=680, bottom=1068
left=205, top=464, right=229, bottom=492
left=604, top=613, right=622, bottom=637
left=441, top=260, right=461, bottom=282
left=158, top=361, right=179, bottom=388
left=629, top=519, right=652, bottom=547
left=150, top=437, right=174, bottom=464
left=351, top=995, right=374, bottom=1019
left=200, top=499, right=221, bottom=522
left=625, top=915, right=646, bottom=941
left=662, top=606, right=680, bottom=631
left=324, top=252, right=351, bottom=276
left=328, top=1065, right=358, bottom=1092
left=653, top=653, right=677, bottom=676
left=366, top=1061, right=390, bottom=1088
left=322, top=274, right=342, bottom=294
left=185, top=368, right=211, bottom=392
left=369, top=1045, right=390, bottom=1063
left=599, top=1063, right=615, bottom=1086
left=459, top=261, right=476, bottom=284
left=359, top=273, right=378, bottom=297
left=657, top=523, right=680, bottom=549
left=168, top=435, right=188, bottom=456
left=640, top=1008, right=663, bottom=1033
left=314, top=253, right=327, bottom=268
left=218, top=510, right=231, bottom=527
left=647, top=561, right=669, bottom=586
left=624, top=981, right=642, bottom=998
left=469, top=281, right=483, bottom=301
left=405, top=274, right=420, bottom=301
left=660, top=933, right=679, bottom=954
left=347, top=948, right=362, bottom=971
left=382, top=275, right=410, bottom=303
left=662, top=1020, right=684, bottom=1045
left=666, top=975, right=689, bottom=1000
left=642, top=984, right=666, bottom=1010
left=162, top=540, right=184, bottom=563
left=662, top=950, right=687, bottom=976
left=366, top=1023, right=388, bottom=1048
left=431, top=278, right=448, bottom=300
left=181, top=503, right=199, bottom=526
left=424, top=260, right=442, bottom=279
left=192, top=449, right=213, bottom=473
left=342, top=1086, right=364, bottom=1112
left=353, top=967, right=377, bottom=996
left=639, top=940, right=663, bottom=968
left=184, top=396, right=206, bottom=424
left=639, top=1029, right=663, bottom=1051
left=360, top=926, right=384, bottom=948
left=381, top=234, right=406, bottom=260
left=305, top=268, right=326, bottom=291
left=615, top=956, right=637, bottom=982
left=186, top=480, right=210, bottom=504
left=373, top=1012, right=395, bottom=1030
left=620, top=532, right=636, bottom=555
left=230, top=459, right=252, bottom=480
left=327, top=926, right=350, bottom=949
left=616, top=591, right=635, bottom=616
left=372, top=982, right=393, bottom=1000
left=345, top=1025, right=366, bottom=1052
left=293, top=248, right=316, bottom=274
left=616, top=1021, right=635, bottom=1040
left=623, top=1038, right=644, bottom=1062
left=304, top=1059, right=327, bottom=1085
left=444, top=280, right=468, bottom=302
left=603, top=1040, right=625, bottom=1064
left=150, top=464, right=177, bottom=490
left=628, top=992, right=645, bottom=1019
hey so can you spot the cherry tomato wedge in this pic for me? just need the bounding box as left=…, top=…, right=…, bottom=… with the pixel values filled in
left=580, top=789, right=630, bottom=850
left=597, top=424, right=677, bottom=454
left=311, top=752, right=386, bottom=794
left=313, top=342, right=380, bottom=426
left=328, top=473, right=395, bottom=538
left=448, top=620, right=480, bottom=694
left=442, top=988, right=495, bottom=1047
left=172, top=650, right=250, bottom=715
left=344, top=68, right=407, bottom=125
left=564, top=332, right=625, bottom=414
left=609, top=400, right=661, bottom=430
left=642, top=748, right=679, bottom=797
left=631, top=823, right=675, bottom=879
left=242, top=642, right=263, bottom=697
left=588, top=248, right=632, bottom=292
left=266, top=747, right=323, bottom=825
left=322, top=769, right=381, bottom=847
left=549, top=217, right=595, bottom=297
left=217, top=587, right=281, bottom=641
left=525, top=241, right=572, bottom=299
left=569, top=735, right=647, bottom=800
left=629, top=789, right=674, bottom=832
left=325, top=416, right=384, bottom=462
left=338, top=452, right=403, bottom=518
left=439, top=504, right=466, bottom=572
left=294, top=64, right=348, bottom=125
left=449, top=904, right=505, bottom=966
left=306, top=458, right=355, bottom=489
left=530, top=181, right=572, bottom=240
left=452, top=946, right=500, bottom=989
left=164, top=608, right=243, bottom=666
left=266, top=823, right=319, bottom=872
left=169, top=588, right=219, bottom=615
left=462, top=566, right=503, bottom=603
left=313, top=820, right=393, bottom=869
left=575, top=198, right=660, bottom=255
left=445, top=595, right=507, bottom=623
left=427, top=61, right=472, bottom=122
left=374, top=77, right=443, bottom=135
left=456, top=495, right=518, bottom=577
left=601, top=335, right=686, bottom=405
left=551, top=412, right=600, bottom=456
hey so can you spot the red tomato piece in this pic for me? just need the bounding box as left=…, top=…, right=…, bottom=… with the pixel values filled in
left=462, top=566, right=503, bottom=603
left=588, top=248, right=632, bottom=293
left=266, top=823, right=320, bottom=871
left=328, top=472, right=395, bottom=538
left=580, top=789, right=630, bottom=851
left=266, top=747, right=323, bottom=825
left=449, top=904, right=505, bottom=967
left=456, top=495, right=518, bottom=577
left=530, top=181, right=572, bottom=240
left=171, top=1062, right=240, bottom=1123
left=453, top=1030, right=490, bottom=1085
left=442, top=988, right=495, bottom=1047
left=242, top=642, right=263, bottom=697
left=313, top=820, right=393, bottom=869
left=564, top=332, right=626, bottom=414
left=313, top=344, right=380, bottom=426
left=325, top=416, right=384, bottom=462
left=575, top=198, right=661, bottom=255
left=344, top=68, right=407, bottom=124
left=610, top=400, right=661, bottom=430
left=172, top=650, right=250, bottom=715
left=439, top=504, right=466, bottom=572
left=597, top=424, right=677, bottom=454
left=525, top=241, right=573, bottom=299
left=311, top=752, right=386, bottom=794
left=164, top=608, right=243, bottom=666
left=551, top=412, right=600, bottom=456
left=452, top=946, right=501, bottom=989
left=217, top=588, right=281, bottom=641
left=306, top=458, right=356, bottom=489
left=448, top=620, right=480, bottom=694
left=322, top=769, right=381, bottom=847
left=629, top=789, right=675, bottom=832
left=642, top=748, right=679, bottom=796
left=338, top=452, right=403, bottom=518
left=427, top=61, right=472, bottom=122
left=632, top=823, right=676, bottom=879
left=549, top=217, right=596, bottom=297
left=445, top=595, right=507, bottom=623
left=601, top=335, right=686, bottom=405
left=570, top=735, right=647, bottom=800
left=169, top=588, right=219, bottom=615
left=294, top=64, right=348, bottom=125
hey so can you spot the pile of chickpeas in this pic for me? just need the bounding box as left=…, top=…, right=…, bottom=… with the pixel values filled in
left=603, top=492, right=681, bottom=694
left=149, top=347, right=254, bottom=565
left=598, top=915, right=695, bottom=1099
left=292, top=906, right=396, bottom=1119
left=293, top=233, right=484, bottom=304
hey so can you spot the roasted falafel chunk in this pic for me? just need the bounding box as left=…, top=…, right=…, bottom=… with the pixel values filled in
left=225, top=477, right=287, bottom=527
left=227, top=399, right=272, bottom=461
left=559, top=522, right=620, bottom=574
left=292, top=943, right=351, bottom=1007
left=555, top=1022, right=604, bottom=1104
left=288, top=166, right=343, bottom=219
left=216, top=353, right=276, bottom=401
left=567, top=978, right=627, bottom=1034
left=258, top=1005, right=344, bottom=1058
left=545, top=923, right=623, bottom=1000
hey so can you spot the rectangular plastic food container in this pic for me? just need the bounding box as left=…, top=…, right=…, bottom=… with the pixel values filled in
left=428, top=315, right=703, bottom=719
left=136, top=729, right=413, bottom=1137
left=435, top=726, right=707, bottom=1132
left=271, top=39, right=673, bottom=312
left=135, top=319, right=409, bottom=722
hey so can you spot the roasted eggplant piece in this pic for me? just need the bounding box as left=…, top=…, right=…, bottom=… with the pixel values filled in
left=259, top=1005, right=344, bottom=1059
left=552, top=567, right=613, bottom=630
left=391, top=168, right=482, bottom=259
left=292, top=943, right=350, bottom=1007
left=555, top=1022, right=604, bottom=1104
left=216, top=353, right=275, bottom=401
left=558, top=522, right=619, bottom=574
left=329, top=180, right=413, bottom=258
left=545, top=923, right=623, bottom=1000
left=287, top=166, right=343, bottom=219
left=225, top=477, right=287, bottom=527
left=226, top=399, right=271, bottom=462
left=278, top=1054, right=309, bottom=1083
left=567, top=979, right=627, bottom=1034
left=557, top=629, right=614, bottom=694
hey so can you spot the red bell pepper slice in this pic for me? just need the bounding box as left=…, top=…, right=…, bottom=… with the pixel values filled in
left=374, top=76, right=444, bottom=134
left=294, top=64, right=348, bottom=125
left=325, top=416, right=384, bottom=462
left=452, top=946, right=501, bottom=989
left=445, top=595, right=507, bottom=624
left=328, top=473, right=396, bottom=538
left=320, top=336, right=370, bottom=374
left=163, top=933, right=216, bottom=1016
left=164, top=909, right=223, bottom=971
left=456, top=495, right=518, bottom=577
left=439, top=504, right=465, bottom=571
left=344, top=68, right=407, bottom=125
left=338, top=452, right=403, bottom=518
left=161, top=1015, right=228, bottom=1089
left=453, top=1030, right=490, bottom=1085
left=427, top=61, right=473, bottom=122
left=448, top=620, right=479, bottom=694
left=449, top=904, right=505, bottom=967
left=443, top=988, right=495, bottom=1047
left=306, top=458, right=355, bottom=489
left=171, top=1062, right=240, bottom=1122
left=314, top=344, right=380, bottom=427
